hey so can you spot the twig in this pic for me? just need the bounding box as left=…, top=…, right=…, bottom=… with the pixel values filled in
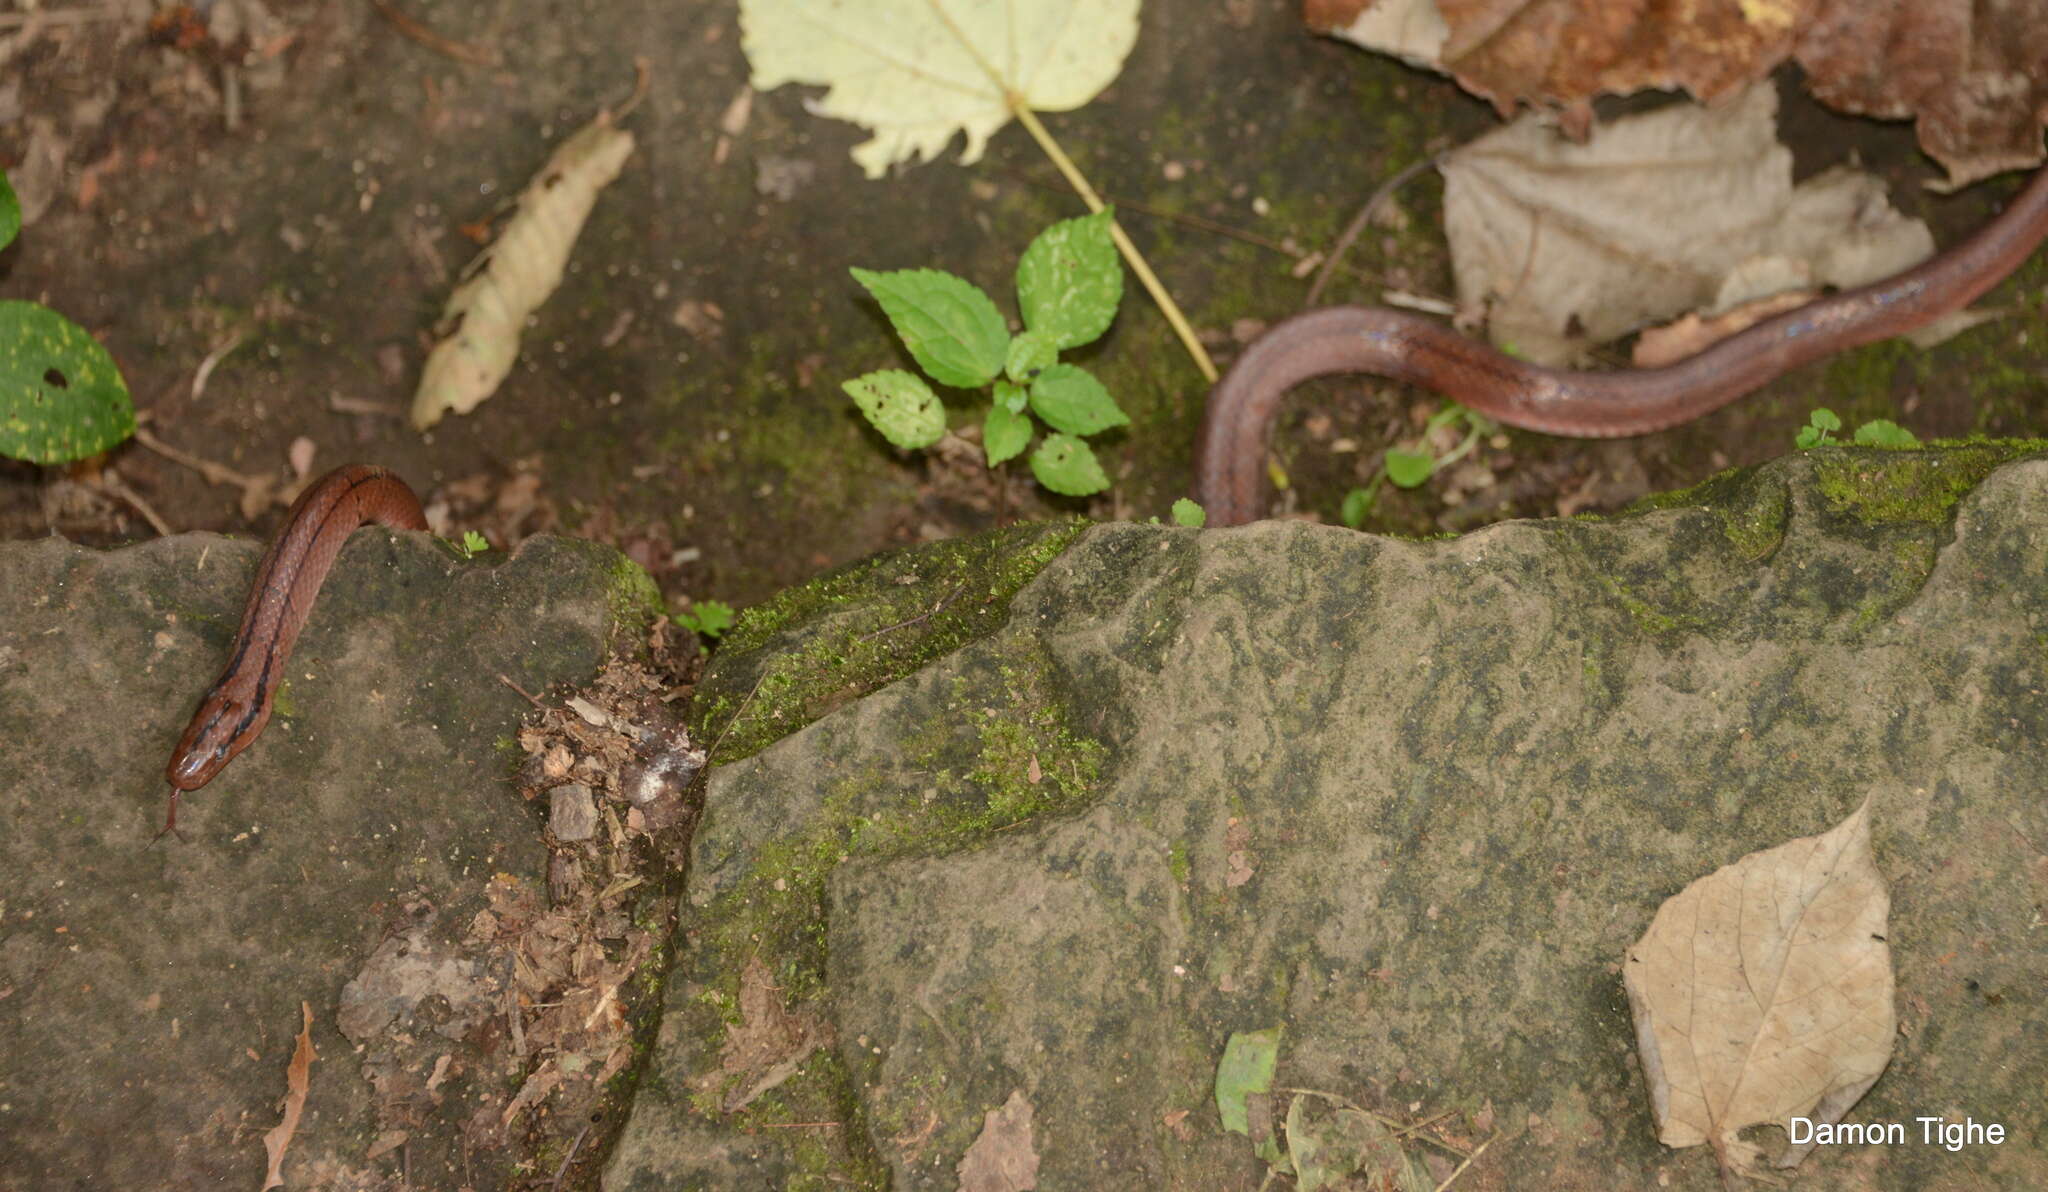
left=857, top=580, right=969, bottom=642
left=1432, top=1132, right=1496, bottom=1191
left=548, top=1121, right=594, bottom=1189
left=97, top=471, right=174, bottom=536
left=1305, top=154, right=1440, bottom=308
left=0, top=6, right=125, bottom=31
left=189, top=329, right=248, bottom=401
left=131, top=425, right=267, bottom=492
left=759, top=1120, right=843, bottom=1128
left=369, top=0, right=501, bottom=67
left=498, top=673, right=547, bottom=709
left=327, top=394, right=407, bottom=418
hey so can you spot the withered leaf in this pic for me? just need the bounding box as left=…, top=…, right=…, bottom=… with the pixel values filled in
left=259, top=1002, right=317, bottom=1191
left=1623, top=798, right=1893, bottom=1178
left=956, top=1089, right=1040, bottom=1192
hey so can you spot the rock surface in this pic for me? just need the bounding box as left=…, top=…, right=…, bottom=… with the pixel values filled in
left=612, top=447, right=2048, bottom=1190
left=0, top=528, right=650, bottom=1190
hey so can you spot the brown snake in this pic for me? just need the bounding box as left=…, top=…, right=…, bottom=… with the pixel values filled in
left=161, top=464, right=427, bottom=836
left=1195, top=163, right=2048, bottom=526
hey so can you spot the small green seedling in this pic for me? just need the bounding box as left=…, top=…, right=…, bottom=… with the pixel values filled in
left=0, top=168, right=136, bottom=465
left=676, top=599, right=735, bottom=640
left=846, top=209, right=1128, bottom=497
left=454, top=530, right=492, bottom=558
left=1796, top=407, right=1920, bottom=449
left=1170, top=498, right=1205, bottom=528
left=1339, top=403, right=1493, bottom=527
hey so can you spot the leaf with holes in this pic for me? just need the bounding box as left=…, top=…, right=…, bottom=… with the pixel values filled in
left=844, top=369, right=946, bottom=450
left=0, top=300, right=135, bottom=464
left=1029, top=433, right=1109, bottom=496
left=1017, top=207, right=1121, bottom=350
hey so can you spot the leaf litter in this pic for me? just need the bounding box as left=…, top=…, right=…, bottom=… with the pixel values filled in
left=331, top=637, right=703, bottom=1183
left=1624, top=797, right=1894, bottom=1182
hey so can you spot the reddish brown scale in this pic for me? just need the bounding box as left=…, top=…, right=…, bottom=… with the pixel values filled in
left=1196, top=164, right=2048, bottom=527
left=160, top=464, right=427, bottom=837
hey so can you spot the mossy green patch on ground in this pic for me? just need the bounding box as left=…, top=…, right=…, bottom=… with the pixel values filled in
left=1813, top=441, right=2047, bottom=524
left=692, top=517, right=1088, bottom=762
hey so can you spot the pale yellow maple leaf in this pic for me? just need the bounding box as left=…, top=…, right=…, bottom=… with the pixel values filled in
left=740, top=0, right=1140, bottom=178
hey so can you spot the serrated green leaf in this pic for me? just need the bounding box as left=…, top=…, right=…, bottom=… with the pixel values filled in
left=1171, top=497, right=1205, bottom=528
left=1384, top=449, right=1434, bottom=489
left=984, top=398, right=1032, bottom=466
left=0, top=171, right=19, bottom=253
left=1029, top=433, right=1110, bottom=496
left=994, top=377, right=1029, bottom=415
left=1214, top=1027, right=1283, bottom=1136
left=1016, top=207, right=1121, bottom=350
left=461, top=530, right=491, bottom=555
left=850, top=267, right=1007, bottom=388
left=0, top=300, right=135, bottom=465
left=1005, top=330, right=1057, bottom=383
left=842, top=369, right=946, bottom=449
left=1029, top=363, right=1126, bottom=437
left=1852, top=419, right=1919, bottom=448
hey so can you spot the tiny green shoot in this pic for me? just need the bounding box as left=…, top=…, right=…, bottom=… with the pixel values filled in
left=677, top=600, right=736, bottom=639
left=846, top=209, right=1128, bottom=497
left=1796, top=407, right=1919, bottom=449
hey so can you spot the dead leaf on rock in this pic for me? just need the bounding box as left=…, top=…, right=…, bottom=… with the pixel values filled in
left=1440, top=84, right=1933, bottom=365
left=957, top=1090, right=1040, bottom=1192
left=260, top=1002, right=317, bottom=1191
left=702, top=955, right=824, bottom=1113
left=1623, top=798, right=1893, bottom=1181
left=1312, top=0, right=2047, bottom=185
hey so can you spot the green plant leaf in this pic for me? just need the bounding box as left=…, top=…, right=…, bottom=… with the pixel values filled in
left=1807, top=407, right=1842, bottom=432
left=680, top=599, right=736, bottom=638
left=850, top=267, right=1007, bottom=388
left=1029, top=433, right=1109, bottom=496
left=1384, top=449, right=1434, bottom=489
left=461, top=530, right=490, bottom=555
left=1028, top=363, right=1127, bottom=437
left=1171, top=497, right=1205, bottom=528
left=0, top=170, right=19, bottom=253
left=994, top=376, right=1029, bottom=415
left=0, top=300, right=135, bottom=465
left=1214, top=1026, right=1283, bottom=1136
left=1005, top=329, right=1058, bottom=384
left=1852, top=419, right=1919, bottom=448
left=1017, top=207, right=1121, bottom=349
left=1794, top=425, right=1824, bottom=449
left=984, top=395, right=1032, bottom=466
left=842, top=369, right=946, bottom=449
left=1339, top=486, right=1372, bottom=528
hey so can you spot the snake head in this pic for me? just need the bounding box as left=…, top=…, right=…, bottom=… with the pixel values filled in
left=165, top=687, right=264, bottom=791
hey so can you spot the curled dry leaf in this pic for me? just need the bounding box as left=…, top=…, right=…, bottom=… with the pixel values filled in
left=1623, top=798, right=1893, bottom=1180
left=410, top=111, right=635, bottom=429
left=1310, top=0, right=2047, bottom=185
left=1440, top=84, right=1932, bottom=365
left=260, top=1002, right=317, bottom=1191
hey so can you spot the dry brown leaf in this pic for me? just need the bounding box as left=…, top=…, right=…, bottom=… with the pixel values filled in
left=1312, top=0, right=2047, bottom=186
left=703, top=955, right=823, bottom=1113
left=260, top=1002, right=317, bottom=1191
left=1623, top=798, right=1894, bottom=1180
left=1631, top=289, right=1815, bottom=367
left=410, top=108, right=636, bottom=429
left=956, top=1090, right=1040, bottom=1192
left=1440, top=84, right=1933, bottom=365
